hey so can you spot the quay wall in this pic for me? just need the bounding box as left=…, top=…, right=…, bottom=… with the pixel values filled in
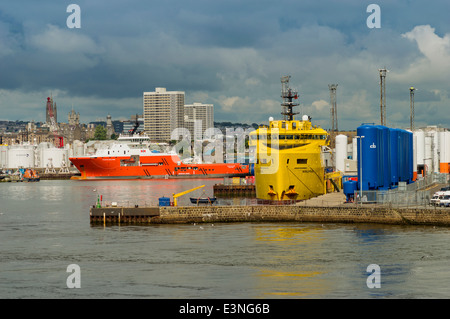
left=158, top=206, right=450, bottom=226
left=91, top=205, right=450, bottom=227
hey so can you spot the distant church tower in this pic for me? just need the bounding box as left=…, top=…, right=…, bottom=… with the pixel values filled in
left=106, top=114, right=114, bottom=138
left=68, top=108, right=80, bottom=126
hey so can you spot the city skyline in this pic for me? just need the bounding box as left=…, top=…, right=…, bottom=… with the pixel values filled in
left=0, top=1, right=449, bottom=130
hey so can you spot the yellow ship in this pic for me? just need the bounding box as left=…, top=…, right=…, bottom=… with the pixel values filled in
left=249, top=76, right=329, bottom=202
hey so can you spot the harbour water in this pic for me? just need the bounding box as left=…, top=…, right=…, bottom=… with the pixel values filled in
left=1, top=179, right=450, bottom=299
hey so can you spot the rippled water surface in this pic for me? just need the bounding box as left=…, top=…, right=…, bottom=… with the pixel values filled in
left=1, top=179, right=450, bottom=298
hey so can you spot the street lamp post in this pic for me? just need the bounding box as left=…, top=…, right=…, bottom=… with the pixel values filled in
left=356, top=135, right=365, bottom=206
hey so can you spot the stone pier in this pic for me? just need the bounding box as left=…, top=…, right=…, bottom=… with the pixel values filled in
left=90, top=204, right=450, bottom=227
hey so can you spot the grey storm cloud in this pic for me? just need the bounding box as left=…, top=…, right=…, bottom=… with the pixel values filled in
left=0, top=0, right=449, bottom=129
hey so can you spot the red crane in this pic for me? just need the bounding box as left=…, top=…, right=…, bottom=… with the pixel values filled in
left=47, top=97, right=64, bottom=148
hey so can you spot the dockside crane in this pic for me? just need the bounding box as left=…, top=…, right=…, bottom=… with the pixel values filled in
left=172, top=185, right=205, bottom=206
left=46, top=96, right=64, bottom=148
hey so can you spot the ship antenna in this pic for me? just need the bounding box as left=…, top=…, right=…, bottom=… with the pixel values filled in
left=280, top=75, right=299, bottom=121
left=129, top=114, right=140, bottom=135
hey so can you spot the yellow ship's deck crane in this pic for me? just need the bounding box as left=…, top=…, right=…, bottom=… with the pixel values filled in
left=172, top=185, right=205, bottom=206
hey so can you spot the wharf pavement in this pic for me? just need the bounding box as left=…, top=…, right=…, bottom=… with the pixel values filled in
left=295, top=192, right=347, bottom=207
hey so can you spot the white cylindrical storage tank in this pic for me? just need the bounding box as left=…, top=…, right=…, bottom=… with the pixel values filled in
left=447, top=131, right=450, bottom=161
left=415, top=130, right=425, bottom=165
left=446, top=132, right=450, bottom=163
left=41, top=148, right=69, bottom=168
left=36, top=142, right=51, bottom=169
left=38, top=142, right=53, bottom=149
left=352, top=137, right=358, bottom=161
left=439, top=132, right=445, bottom=164
left=7, top=147, right=35, bottom=169
left=335, top=134, right=347, bottom=172
left=424, top=134, right=432, bottom=173
left=413, top=134, right=417, bottom=178
left=67, top=144, right=74, bottom=158
left=0, top=145, right=8, bottom=169
left=433, top=131, right=440, bottom=173
left=440, top=131, right=450, bottom=173
left=72, top=140, right=85, bottom=157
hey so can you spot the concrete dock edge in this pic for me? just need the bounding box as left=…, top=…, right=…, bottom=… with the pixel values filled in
left=90, top=205, right=450, bottom=227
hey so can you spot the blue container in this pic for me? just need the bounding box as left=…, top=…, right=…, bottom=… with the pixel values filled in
left=403, top=130, right=409, bottom=182
left=357, top=124, right=383, bottom=191
left=389, top=128, right=399, bottom=186
left=376, top=125, right=390, bottom=190
left=397, top=129, right=408, bottom=183
left=358, top=124, right=414, bottom=190
left=158, top=196, right=171, bottom=207
left=343, top=180, right=358, bottom=196
left=343, top=180, right=358, bottom=202
left=397, top=130, right=403, bottom=182
left=399, top=130, right=405, bottom=182
left=407, top=131, right=413, bottom=183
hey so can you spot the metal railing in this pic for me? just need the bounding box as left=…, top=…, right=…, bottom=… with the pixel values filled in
left=222, top=176, right=255, bottom=185
left=354, top=173, right=450, bottom=208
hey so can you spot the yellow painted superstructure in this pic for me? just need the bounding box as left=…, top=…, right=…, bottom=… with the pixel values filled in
left=249, top=117, right=329, bottom=202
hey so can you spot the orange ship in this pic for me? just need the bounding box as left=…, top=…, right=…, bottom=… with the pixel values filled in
left=69, top=134, right=250, bottom=180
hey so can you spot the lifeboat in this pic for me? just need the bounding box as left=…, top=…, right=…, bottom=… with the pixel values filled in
left=23, top=169, right=40, bottom=182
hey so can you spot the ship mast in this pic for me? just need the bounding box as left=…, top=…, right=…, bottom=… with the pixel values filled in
left=280, top=75, right=299, bottom=121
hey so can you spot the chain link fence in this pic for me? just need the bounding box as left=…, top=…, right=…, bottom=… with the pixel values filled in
left=354, top=173, right=450, bottom=208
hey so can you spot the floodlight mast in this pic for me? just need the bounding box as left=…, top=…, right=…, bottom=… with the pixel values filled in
left=329, top=84, right=338, bottom=149
left=379, top=68, right=388, bottom=126
left=410, top=87, right=417, bottom=131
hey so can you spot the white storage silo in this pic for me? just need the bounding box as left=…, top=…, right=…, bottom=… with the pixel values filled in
left=72, top=140, right=85, bottom=157
left=0, top=145, right=8, bottom=169
left=7, top=147, right=35, bottom=168
left=440, top=131, right=450, bottom=173
left=335, top=134, right=347, bottom=172
left=67, top=144, right=74, bottom=158
left=413, top=134, right=417, bottom=179
left=352, top=137, right=358, bottom=161
left=424, top=134, right=432, bottom=173
left=41, top=147, right=69, bottom=168
left=415, top=130, right=425, bottom=165
left=433, top=131, right=440, bottom=173
left=36, top=142, right=52, bottom=168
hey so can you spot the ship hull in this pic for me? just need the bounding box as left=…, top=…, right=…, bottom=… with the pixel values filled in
left=69, top=154, right=249, bottom=180
left=254, top=149, right=326, bottom=201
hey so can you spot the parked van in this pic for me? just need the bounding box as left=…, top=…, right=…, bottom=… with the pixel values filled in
left=431, top=191, right=450, bottom=206
left=431, top=194, right=441, bottom=206
left=439, top=195, right=450, bottom=207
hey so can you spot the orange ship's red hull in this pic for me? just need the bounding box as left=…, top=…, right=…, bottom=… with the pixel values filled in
left=69, top=154, right=249, bottom=179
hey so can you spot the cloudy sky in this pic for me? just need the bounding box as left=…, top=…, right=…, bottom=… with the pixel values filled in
left=0, top=0, right=449, bottom=130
